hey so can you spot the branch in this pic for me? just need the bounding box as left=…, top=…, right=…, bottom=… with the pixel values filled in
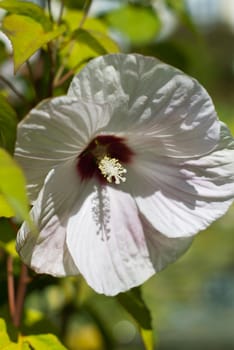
left=53, top=67, right=75, bottom=88
left=26, top=61, right=39, bottom=102
left=79, top=0, right=93, bottom=29
left=7, top=221, right=30, bottom=328
left=47, top=0, right=54, bottom=23
left=47, top=42, right=57, bottom=97
left=14, top=263, right=29, bottom=328
left=53, top=57, right=92, bottom=88
left=57, top=0, right=65, bottom=25
left=7, top=255, right=16, bottom=323
left=0, top=75, right=27, bottom=102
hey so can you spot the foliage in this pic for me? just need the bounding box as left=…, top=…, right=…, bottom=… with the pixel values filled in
left=0, top=148, right=29, bottom=220
left=105, top=3, right=161, bottom=45
left=117, top=287, right=154, bottom=349
left=0, top=318, right=67, bottom=349
left=2, top=14, right=65, bottom=72
left=60, top=10, right=119, bottom=72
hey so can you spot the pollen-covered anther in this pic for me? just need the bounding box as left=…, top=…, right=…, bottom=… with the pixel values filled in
left=98, top=156, right=127, bottom=184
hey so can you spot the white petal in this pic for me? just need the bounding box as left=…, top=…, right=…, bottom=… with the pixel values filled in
left=66, top=184, right=155, bottom=296
left=141, top=215, right=193, bottom=272
left=15, top=97, right=111, bottom=201
left=68, top=53, right=220, bottom=158
left=16, top=159, right=82, bottom=276
left=129, top=123, right=234, bottom=237
left=185, top=122, right=234, bottom=196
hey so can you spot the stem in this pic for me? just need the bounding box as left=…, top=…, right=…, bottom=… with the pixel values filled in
left=53, top=68, right=75, bottom=88
left=47, top=0, right=53, bottom=23
left=47, top=42, right=56, bottom=97
left=53, top=0, right=92, bottom=88
left=53, top=0, right=90, bottom=84
left=7, top=221, right=29, bottom=328
left=14, top=264, right=29, bottom=328
left=7, top=255, right=16, bottom=322
left=46, top=0, right=57, bottom=95
left=53, top=38, right=76, bottom=87
left=53, top=64, right=65, bottom=87
left=57, top=0, right=65, bottom=25
left=0, top=75, right=27, bottom=102
left=79, top=0, right=93, bottom=28
left=53, top=57, right=92, bottom=88
left=50, top=0, right=65, bottom=88
left=26, top=61, right=38, bottom=101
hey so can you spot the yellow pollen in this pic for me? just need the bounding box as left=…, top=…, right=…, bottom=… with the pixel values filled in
left=98, top=156, right=127, bottom=184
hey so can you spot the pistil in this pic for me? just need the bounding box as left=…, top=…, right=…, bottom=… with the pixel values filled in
left=98, top=156, right=127, bottom=184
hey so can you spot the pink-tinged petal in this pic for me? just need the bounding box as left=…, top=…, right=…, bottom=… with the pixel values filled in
left=129, top=123, right=234, bottom=237
left=66, top=184, right=155, bottom=296
left=68, top=53, right=220, bottom=158
left=15, top=97, right=111, bottom=201
left=16, top=159, right=82, bottom=276
left=17, top=212, right=79, bottom=276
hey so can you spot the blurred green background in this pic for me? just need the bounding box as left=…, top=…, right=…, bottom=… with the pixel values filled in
left=1, top=0, right=234, bottom=349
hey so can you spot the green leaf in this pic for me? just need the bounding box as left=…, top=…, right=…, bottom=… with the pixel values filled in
left=0, top=318, right=11, bottom=348
left=140, top=328, right=154, bottom=350
left=21, top=343, right=31, bottom=350
left=106, top=4, right=161, bottom=45
left=64, top=9, right=108, bottom=33
left=2, top=14, right=65, bottom=71
left=0, top=318, right=34, bottom=350
left=0, top=95, right=17, bottom=154
left=0, top=148, right=29, bottom=221
left=61, top=28, right=119, bottom=71
left=60, top=9, right=119, bottom=71
left=117, top=287, right=152, bottom=329
left=24, top=334, right=68, bottom=350
left=1, top=319, right=67, bottom=349
left=117, top=287, right=154, bottom=350
left=0, top=194, right=14, bottom=217
left=0, top=318, right=19, bottom=349
left=0, top=0, right=52, bottom=31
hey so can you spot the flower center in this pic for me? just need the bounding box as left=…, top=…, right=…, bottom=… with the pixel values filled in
left=77, top=135, right=134, bottom=184
left=98, top=156, right=127, bottom=184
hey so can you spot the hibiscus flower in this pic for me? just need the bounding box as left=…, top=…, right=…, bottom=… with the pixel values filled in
left=15, top=54, right=234, bottom=296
